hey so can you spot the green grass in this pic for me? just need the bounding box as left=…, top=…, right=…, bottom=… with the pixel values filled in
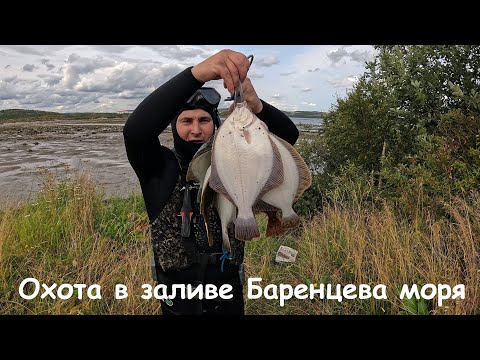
left=0, top=172, right=156, bottom=314
left=1, top=173, right=478, bottom=315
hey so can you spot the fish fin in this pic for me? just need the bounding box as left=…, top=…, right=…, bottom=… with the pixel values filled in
left=187, top=136, right=213, bottom=182
left=187, top=149, right=212, bottom=183
left=209, top=146, right=234, bottom=204
left=265, top=211, right=287, bottom=237
left=281, top=213, right=300, bottom=229
left=253, top=199, right=278, bottom=213
left=269, top=133, right=312, bottom=202
left=216, top=193, right=236, bottom=252
left=186, top=163, right=196, bottom=182
left=223, top=230, right=232, bottom=253
left=196, top=187, right=202, bottom=204
left=200, top=166, right=215, bottom=246
left=235, top=211, right=260, bottom=241
left=207, top=222, right=215, bottom=247
left=258, top=135, right=284, bottom=197
left=260, top=198, right=300, bottom=230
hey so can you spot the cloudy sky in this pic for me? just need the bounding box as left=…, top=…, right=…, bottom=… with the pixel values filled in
left=0, top=45, right=377, bottom=113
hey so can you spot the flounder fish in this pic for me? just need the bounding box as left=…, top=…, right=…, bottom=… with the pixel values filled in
left=187, top=101, right=312, bottom=251
left=210, top=102, right=285, bottom=241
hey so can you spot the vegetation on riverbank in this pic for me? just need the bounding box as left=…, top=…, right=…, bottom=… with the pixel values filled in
left=0, top=109, right=128, bottom=123
left=1, top=45, right=479, bottom=315
left=1, top=172, right=477, bottom=315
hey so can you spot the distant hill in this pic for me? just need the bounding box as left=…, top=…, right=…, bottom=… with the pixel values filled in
left=0, top=109, right=128, bottom=122
left=1, top=108, right=324, bottom=123
left=285, top=110, right=325, bottom=118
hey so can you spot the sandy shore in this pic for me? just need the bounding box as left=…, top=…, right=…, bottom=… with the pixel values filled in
left=0, top=119, right=173, bottom=204
left=0, top=118, right=317, bottom=204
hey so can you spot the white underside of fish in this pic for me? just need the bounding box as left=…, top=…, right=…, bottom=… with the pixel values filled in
left=210, top=103, right=284, bottom=240
left=189, top=101, right=312, bottom=244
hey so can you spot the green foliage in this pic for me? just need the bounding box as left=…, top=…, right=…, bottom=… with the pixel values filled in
left=399, top=296, right=430, bottom=315
left=294, top=135, right=328, bottom=216
left=397, top=284, right=431, bottom=315
left=0, top=109, right=127, bottom=122
left=379, top=110, right=480, bottom=209
left=322, top=81, right=398, bottom=174
left=318, top=45, right=480, bottom=212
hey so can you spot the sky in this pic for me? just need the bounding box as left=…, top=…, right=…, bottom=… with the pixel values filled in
left=0, top=45, right=377, bottom=113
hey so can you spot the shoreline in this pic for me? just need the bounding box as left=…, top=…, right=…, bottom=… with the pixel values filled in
left=0, top=118, right=319, bottom=204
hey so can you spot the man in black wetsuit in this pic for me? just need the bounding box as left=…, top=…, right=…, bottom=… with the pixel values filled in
left=123, top=49, right=299, bottom=315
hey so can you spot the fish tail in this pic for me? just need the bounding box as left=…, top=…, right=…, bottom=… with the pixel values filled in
left=265, top=211, right=287, bottom=237
left=222, top=232, right=232, bottom=253
left=235, top=211, right=259, bottom=240
left=281, top=212, right=300, bottom=229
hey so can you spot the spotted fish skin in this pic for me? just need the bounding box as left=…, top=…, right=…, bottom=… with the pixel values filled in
left=188, top=102, right=312, bottom=243
left=209, top=102, right=286, bottom=240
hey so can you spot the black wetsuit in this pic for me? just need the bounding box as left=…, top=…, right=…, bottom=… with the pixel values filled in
left=123, top=67, right=299, bottom=315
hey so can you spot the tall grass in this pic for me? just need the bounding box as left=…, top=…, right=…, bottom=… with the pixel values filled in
left=0, top=172, right=158, bottom=314
left=245, top=191, right=479, bottom=315
left=1, top=173, right=478, bottom=314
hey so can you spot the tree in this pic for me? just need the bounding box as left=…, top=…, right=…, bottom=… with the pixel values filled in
left=323, top=45, right=480, bottom=175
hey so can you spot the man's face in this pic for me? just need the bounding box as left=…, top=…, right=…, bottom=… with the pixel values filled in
left=176, top=108, right=214, bottom=143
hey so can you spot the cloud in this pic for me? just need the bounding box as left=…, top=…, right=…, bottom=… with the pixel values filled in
left=41, top=58, right=55, bottom=71
left=38, top=73, right=62, bottom=85
left=0, top=45, right=376, bottom=112
left=3, top=45, right=46, bottom=56
left=268, top=99, right=299, bottom=112
left=90, top=45, right=133, bottom=54
left=2, top=75, right=18, bottom=83
left=2, top=45, right=75, bottom=56
left=61, top=53, right=116, bottom=88
left=327, top=47, right=349, bottom=64
left=148, top=45, right=211, bottom=61
left=16, top=88, right=104, bottom=109
left=327, top=75, right=359, bottom=88
left=254, top=56, right=279, bottom=67
left=87, top=45, right=213, bottom=65
left=73, top=62, right=184, bottom=95
left=0, top=78, right=42, bottom=101
left=327, top=46, right=374, bottom=65
left=350, top=49, right=373, bottom=63
left=0, top=83, right=19, bottom=100
left=249, top=72, right=264, bottom=79
left=114, top=89, right=152, bottom=99
left=0, top=47, right=201, bottom=112
left=22, top=64, right=36, bottom=72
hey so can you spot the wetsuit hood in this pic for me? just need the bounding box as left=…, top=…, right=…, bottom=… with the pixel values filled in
left=171, top=104, right=218, bottom=171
